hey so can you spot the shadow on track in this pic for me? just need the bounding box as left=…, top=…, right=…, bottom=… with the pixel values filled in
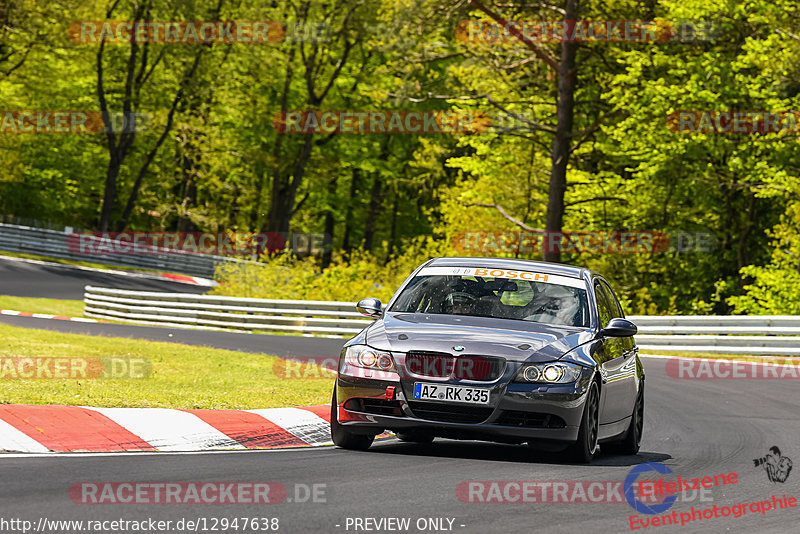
left=361, top=438, right=671, bottom=466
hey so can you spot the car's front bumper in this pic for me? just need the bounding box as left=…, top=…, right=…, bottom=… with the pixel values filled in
left=335, top=369, right=594, bottom=444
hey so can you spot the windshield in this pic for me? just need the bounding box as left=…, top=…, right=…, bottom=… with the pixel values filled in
left=390, top=267, right=589, bottom=328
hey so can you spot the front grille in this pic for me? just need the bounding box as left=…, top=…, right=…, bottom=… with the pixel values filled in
left=495, top=411, right=566, bottom=428
left=405, top=352, right=504, bottom=381
left=407, top=401, right=494, bottom=424
left=345, top=398, right=404, bottom=417
left=455, top=356, right=494, bottom=380
left=406, top=351, right=451, bottom=377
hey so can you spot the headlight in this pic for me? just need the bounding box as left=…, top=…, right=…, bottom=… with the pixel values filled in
left=377, top=354, right=394, bottom=371
left=543, top=365, right=562, bottom=382
left=522, top=366, right=540, bottom=382
left=344, top=345, right=397, bottom=372
left=359, top=350, right=377, bottom=367
left=516, top=362, right=584, bottom=384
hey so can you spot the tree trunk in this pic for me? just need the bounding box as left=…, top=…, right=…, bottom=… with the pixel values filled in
left=267, top=132, right=313, bottom=233
left=363, top=175, right=383, bottom=252
left=95, top=1, right=145, bottom=232
left=262, top=1, right=358, bottom=234
left=116, top=48, right=203, bottom=231
left=253, top=39, right=297, bottom=230
left=98, top=158, right=121, bottom=232
left=386, top=189, right=399, bottom=262
left=342, top=168, right=360, bottom=253
left=176, top=147, right=198, bottom=233
left=321, top=176, right=337, bottom=268
left=543, top=0, right=578, bottom=263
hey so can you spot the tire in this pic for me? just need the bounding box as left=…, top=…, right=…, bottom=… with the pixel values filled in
left=606, top=383, right=644, bottom=456
left=330, top=387, right=374, bottom=451
left=396, top=431, right=434, bottom=444
left=568, top=380, right=600, bottom=463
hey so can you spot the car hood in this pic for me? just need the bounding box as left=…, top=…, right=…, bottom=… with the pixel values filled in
left=365, top=313, right=594, bottom=363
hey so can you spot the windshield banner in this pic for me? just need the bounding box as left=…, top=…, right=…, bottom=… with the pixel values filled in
left=416, top=266, right=586, bottom=289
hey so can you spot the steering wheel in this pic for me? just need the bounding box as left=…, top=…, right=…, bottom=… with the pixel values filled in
left=445, top=291, right=478, bottom=313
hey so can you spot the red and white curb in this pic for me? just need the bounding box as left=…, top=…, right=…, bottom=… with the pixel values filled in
left=0, top=309, right=101, bottom=323
left=158, top=273, right=215, bottom=286
left=0, top=404, right=334, bottom=453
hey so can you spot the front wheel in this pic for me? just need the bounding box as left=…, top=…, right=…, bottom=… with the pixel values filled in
left=568, top=380, right=600, bottom=463
left=606, top=383, right=644, bottom=455
left=330, top=387, right=374, bottom=451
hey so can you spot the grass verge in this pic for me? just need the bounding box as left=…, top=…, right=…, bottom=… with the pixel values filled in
left=0, top=295, right=85, bottom=317
left=639, top=350, right=795, bottom=361
left=0, top=323, right=333, bottom=409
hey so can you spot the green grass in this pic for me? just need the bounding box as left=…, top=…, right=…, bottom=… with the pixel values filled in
left=0, top=295, right=86, bottom=317
left=0, top=323, right=334, bottom=409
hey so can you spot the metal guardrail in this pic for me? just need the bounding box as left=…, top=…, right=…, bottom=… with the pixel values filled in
left=82, top=287, right=800, bottom=353
left=0, top=222, right=243, bottom=278
left=84, top=286, right=373, bottom=335
left=629, top=315, right=800, bottom=355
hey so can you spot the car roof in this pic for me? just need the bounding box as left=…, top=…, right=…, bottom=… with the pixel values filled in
left=426, top=257, right=589, bottom=279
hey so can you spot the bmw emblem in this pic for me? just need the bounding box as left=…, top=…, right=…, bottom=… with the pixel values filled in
left=453, top=346, right=465, bottom=352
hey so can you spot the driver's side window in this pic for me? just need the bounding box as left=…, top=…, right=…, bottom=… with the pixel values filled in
left=594, top=283, right=613, bottom=328
left=598, top=280, right=635, bottom=351
left=600, top=281, right=624, bottom=319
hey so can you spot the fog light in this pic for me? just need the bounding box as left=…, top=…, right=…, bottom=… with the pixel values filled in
left=523, top=366, right=540, bottom=382
left=543, top=365, right=562, bottom=382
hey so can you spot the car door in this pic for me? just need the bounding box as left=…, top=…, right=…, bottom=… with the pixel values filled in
left=593, top=282, right=621, bottom=424
left=597, top=279, right=638, bottom=423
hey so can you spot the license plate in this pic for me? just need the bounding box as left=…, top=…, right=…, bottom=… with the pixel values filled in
left=413, top=382, right=490, bottom=404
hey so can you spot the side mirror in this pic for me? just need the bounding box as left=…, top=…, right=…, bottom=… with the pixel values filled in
left=599, top=317, right=637, bottom=338
left=356, top=297, right=383, bottom=318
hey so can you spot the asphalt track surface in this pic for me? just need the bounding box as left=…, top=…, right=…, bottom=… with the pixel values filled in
left=0, top=314, right=343, bottom=360
left=1, top=323, right=798, bottom=532
left=0, top=256, right=208, bottom=299
left=1, top=266, right=797, bottom=533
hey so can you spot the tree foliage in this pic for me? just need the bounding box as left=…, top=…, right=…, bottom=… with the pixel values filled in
left=1, top=0, right=800, bottom=313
